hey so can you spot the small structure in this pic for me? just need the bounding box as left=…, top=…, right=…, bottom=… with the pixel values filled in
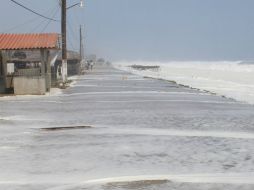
left=0, top=33, right=60, bottom=95
left=54, top=50, right=81, bottom=78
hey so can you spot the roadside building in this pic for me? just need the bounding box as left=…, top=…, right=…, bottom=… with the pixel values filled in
left=0, top=33, right=60, bottom=95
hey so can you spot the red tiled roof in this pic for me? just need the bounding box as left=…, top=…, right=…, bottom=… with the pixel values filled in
left=0, top=33, right=59, bottom=50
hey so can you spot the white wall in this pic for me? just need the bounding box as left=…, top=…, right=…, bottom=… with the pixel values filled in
left=14, top=76, right=46, bottom=95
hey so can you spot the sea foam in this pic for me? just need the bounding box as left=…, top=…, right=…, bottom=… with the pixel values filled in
left=114, top=61, right=254, bottom=104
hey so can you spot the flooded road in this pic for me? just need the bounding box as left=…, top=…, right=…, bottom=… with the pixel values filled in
left=1, top=65, right=254, bottom=190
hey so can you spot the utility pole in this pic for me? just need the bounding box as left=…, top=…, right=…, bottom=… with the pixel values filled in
left=61, top=0, right=67, bottom=82
left=61, top=0, right=84, bottom=82
left=79, top=25, right=84, bottom=61
left=79, top=25, right=85, bottom=74
left=80, top=25, right=82, bottom=61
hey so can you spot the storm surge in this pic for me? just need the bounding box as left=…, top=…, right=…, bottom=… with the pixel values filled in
left=114, top=61, right=254, bottom=104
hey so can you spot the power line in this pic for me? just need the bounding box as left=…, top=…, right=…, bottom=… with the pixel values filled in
left=1, top=16, right=39, bottom=33
left=67, top=20, right=78, bottom=51
left=2, top=2, right=60, bottom=33
left=67, top=30, right=77, bottom=51
left=10, top=0, right=60, bottom=22
left=29, top=18, right=47, bottom=33
left=41, top=6, right=60, bottom=32
left=29, top=6, right=58, bottom=32
left=67, top=19, right=79, bottom=41
left=29, top=5, right=59, bottom=33
left=67, top=2, right=85, bottom=52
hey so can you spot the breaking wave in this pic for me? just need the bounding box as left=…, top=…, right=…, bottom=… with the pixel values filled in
left=114, top=61, right=254, bottom=104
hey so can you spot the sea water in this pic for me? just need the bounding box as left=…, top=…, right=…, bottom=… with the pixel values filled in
left=114, top=61, right=254, bottom=104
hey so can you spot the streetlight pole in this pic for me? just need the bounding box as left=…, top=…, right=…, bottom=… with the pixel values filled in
left=61, top=0, right=67, bottom=82
left=61, top=0, right=84, bottom=82
left=80, top=25, right=83, bottom=60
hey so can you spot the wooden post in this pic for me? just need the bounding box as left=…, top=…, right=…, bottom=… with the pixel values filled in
left=40, top=49, right=51, bottom=92
left=40, top=49, right=46, bottom=76
left=0, top=51, right=3, bottom=76
left=2, top=51, right=7, bottom=90
left=61, top=0, right=68, bottom=82
left=40, top=49, right=47, bottom=92
left=80, top=25, right=82, bottom=61
left=0, top=51, right=7, bottom=92
left=46, top=50, right=51, bottom=91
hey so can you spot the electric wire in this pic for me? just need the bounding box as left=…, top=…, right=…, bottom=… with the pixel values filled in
left=2, top=1, right=60, bottom=33
left=67, top=32, right=77, bottom=52
left=41, top=6, right=60, bottom=32
left=67, top=22, right=78, bottom=51
left=1, top=16, right=40, bottom=33
left=10, top=0, right=60, bottom=22
left=29, top=18, right=47, bottom=33
left=29, top=4, right=59, bottom=33
left=69, top=11, right=79, bottom=30
left=68, top=6, right=85, bottom=51
left=67, top=12, right=80, bottom=51
left=71, top=2, right=85, bottom=55
left=67, top=16, right=79, bottom=41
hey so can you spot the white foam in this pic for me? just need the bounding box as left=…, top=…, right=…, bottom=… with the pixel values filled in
left=94, top=128, right=254, bottom=139
left=47, top=88, right=62, bottom=96
left=81, top=173, right=254, bottom=185
left=0, top=146, right=17, bottom=150
left=0, top=115, right=25, bottom=121
left=1, top=173, right=254, bottom=190
left=114, top=61, right=254, bottom=104
left=60, top=91, right=208, bottom=97
left=89, top=99, right=242, bottom=105
left=43, top=173, right=254, bottom=190
left=0, top=116, right=12, bottom=121
left=0, top=88, right=62, bottom=101
left=71, top=84, right=98, bottom=87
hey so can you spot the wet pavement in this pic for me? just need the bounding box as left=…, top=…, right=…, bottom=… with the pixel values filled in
left=1, top=64, right=254, bottom=190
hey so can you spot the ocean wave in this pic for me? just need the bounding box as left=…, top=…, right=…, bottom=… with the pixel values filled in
left=114, top=61, right=254, bottom=104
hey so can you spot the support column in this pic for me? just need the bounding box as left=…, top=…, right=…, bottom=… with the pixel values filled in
left=0, top=51, right=7, bottom=93
left=40, top=49, right=47, bottom=92
left=45, top=50, right=51, bottom=92
left=0, top=51, right=3, bottom=76
left=40, top=49, right=46, bottom=76
left=2, top=51, right=8, bottom=90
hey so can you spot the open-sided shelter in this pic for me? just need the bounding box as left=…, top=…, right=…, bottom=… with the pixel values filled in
left=0, top=33, right=60, bottom=95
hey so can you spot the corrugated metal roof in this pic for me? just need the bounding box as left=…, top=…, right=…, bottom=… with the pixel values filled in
left=0, top=33, right=59, bottom=50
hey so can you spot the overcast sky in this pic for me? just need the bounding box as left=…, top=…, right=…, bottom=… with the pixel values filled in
left=0, top=0, right=254, bottom=61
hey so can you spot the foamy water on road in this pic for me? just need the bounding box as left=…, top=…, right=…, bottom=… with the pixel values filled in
left=1, top=65, right=254, bottom=190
